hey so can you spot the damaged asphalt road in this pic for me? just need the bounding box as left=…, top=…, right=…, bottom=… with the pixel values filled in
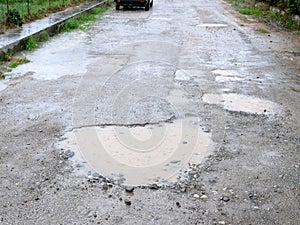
left=0, top=0, right=299, bottom=224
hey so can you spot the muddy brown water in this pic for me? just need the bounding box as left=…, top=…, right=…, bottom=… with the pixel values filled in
left=57, top=118, right=214, bottom=186
left=202, top=93, right=281, bottom=114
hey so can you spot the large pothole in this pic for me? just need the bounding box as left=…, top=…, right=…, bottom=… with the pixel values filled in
left=57, top=118, right=213, bottom=186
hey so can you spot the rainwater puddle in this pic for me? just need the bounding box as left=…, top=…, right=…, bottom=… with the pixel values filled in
left=174, top=70, right=191, bottom=81
left=7, top=32, right=93, bottom=80
left=215, top=76, right=242, bottom=82
left=213, top=69, right=242, bottom=83
left=0, top=81, right=7, bottom=92
left=202, top=93, right=281, bottom=114
left=57, top=118, right=213, bottom=186
left=197, top=24, right=228, bottom=28
left=212, top=70, right=240, bottom=76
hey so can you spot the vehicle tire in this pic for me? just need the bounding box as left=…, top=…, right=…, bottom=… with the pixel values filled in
left=145, top=2, right=150, bottom=11
left=150, top=0, right=153, bottom=7
left=116, top=4, right=120, bottom=10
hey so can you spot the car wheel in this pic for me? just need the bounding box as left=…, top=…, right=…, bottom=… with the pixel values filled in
left=116, top=4, right=120, bottom=10
left=145, top=2, right=150, bottom=11
left=150, top=0, right=153, bottom=7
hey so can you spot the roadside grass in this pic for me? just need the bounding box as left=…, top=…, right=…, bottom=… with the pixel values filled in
left=256, top=28, right=270, bottom=33
left=226, top=0, right=300, bottom=31
left=8, top=57, right=30, bottom=68
left=0, top=53, right=30, bottom=78
left=64, top=3, right=111, bottom=31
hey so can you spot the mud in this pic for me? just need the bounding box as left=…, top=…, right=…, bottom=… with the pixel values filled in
left=0, top=0, right=299, bottom=224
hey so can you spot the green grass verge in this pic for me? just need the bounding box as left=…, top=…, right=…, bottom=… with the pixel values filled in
left=64, top=3, right=111, bottom=32
left=226, top=0, right=300, bottom=31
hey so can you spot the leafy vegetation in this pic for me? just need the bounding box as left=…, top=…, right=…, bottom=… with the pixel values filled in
left=26, top=36, right=39, bottom=51
left=226, top=0, right=300, bottom=30
left=8, top=57, right=30, bottom=68
left=0, top=54, right=30, bottom=78
left=64, top=3, right=111, bottom=31
left=0, top=0, right=86, bottom=32
left=6, top=8, right=23, bottom=26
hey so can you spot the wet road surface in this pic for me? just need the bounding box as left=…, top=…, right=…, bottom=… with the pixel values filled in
left=0, top=0, right=299, bottom=224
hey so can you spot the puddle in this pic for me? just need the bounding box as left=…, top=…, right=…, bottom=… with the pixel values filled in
left=212, top=70, right=240, bottom=76
left=202, top=93, right=281, bottom=114
left=174, top=70, right=191, bottom=81
left=213, top=69, right=242, bottom=82
left=0, top=81, right=8, bottom=92
left=57, top=118, right=213, bottom=186
left=215, top=76, right=242, bottom=82
left=221, top=88, right=231, bottom=93
left=197, top=24, right=228, bottom=28
left=7, top=32, right=93, bottom=80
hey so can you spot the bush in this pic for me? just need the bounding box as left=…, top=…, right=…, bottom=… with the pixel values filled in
left=259, top=0, right=300, bottom=14
left=6, top=8, right=23, bottom=26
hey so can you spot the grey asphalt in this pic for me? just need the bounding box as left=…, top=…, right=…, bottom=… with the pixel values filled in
left=0, top=0, right=107, bottom=55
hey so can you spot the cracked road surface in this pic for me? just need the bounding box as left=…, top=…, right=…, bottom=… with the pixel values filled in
left=1, top=0, right=300, bottom=224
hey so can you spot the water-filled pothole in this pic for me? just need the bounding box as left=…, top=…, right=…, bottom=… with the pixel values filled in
left=57, top=118, right=213, bottom=186
left=213, top=69, right=242, bottom=83
left=202, top=93, right=281, bottom=114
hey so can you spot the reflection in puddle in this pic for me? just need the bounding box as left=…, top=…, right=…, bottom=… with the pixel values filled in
left=197, top=24, right=228, bottom=28
left=174, top=70, right=191, bottom=81
left=202, top=93, right=281, bottom=114
left=213, top=69, right=242, bottom=83
left=212, top=70, right=240, bottom=76
left=216, top=76, right=241, bottom=82
left=58, top=118, right=213, bottom=186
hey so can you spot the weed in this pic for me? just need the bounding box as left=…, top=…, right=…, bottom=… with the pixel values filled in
left=64, top=19, right=80, bottom=31
left=64, top=3, right=111, bottom=31
left=0, top=51, right=13, bottom=62
left=8, top=58, right=30, bottom=68
left=26, top=36, right=39, bottom=51
left=256, top=28, right=270, bottom=33
left=239, top=8, right=266, bottom=16
left=40, top=32, right=50, bottom=42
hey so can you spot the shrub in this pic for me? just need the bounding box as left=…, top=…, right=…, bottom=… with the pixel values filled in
left=6, top=8, right=23, bottom=27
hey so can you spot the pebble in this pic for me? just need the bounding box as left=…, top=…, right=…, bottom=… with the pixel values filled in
left=180, top=187, right=186, bottom=193
left=200, top=195, right=208, bottom=199
left=221, top=196, right=230, bottom=202
left=61, top=149, right=74, bottom=159
left=125, top=186, right=134, bottom=193
left=149, top=184, right=159, bottom=190
left=193, top=194, right=200, bottom=199
left=91, top=173, right=102, bottom=180
left=203, top=127, right=210, bottom=133
left=124, top=199, right=131, bottom=206
left=101, top=182, right=108, bottom=190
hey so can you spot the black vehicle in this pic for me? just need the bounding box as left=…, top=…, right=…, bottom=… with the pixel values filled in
left=114, top=0, right=153, bottom=11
